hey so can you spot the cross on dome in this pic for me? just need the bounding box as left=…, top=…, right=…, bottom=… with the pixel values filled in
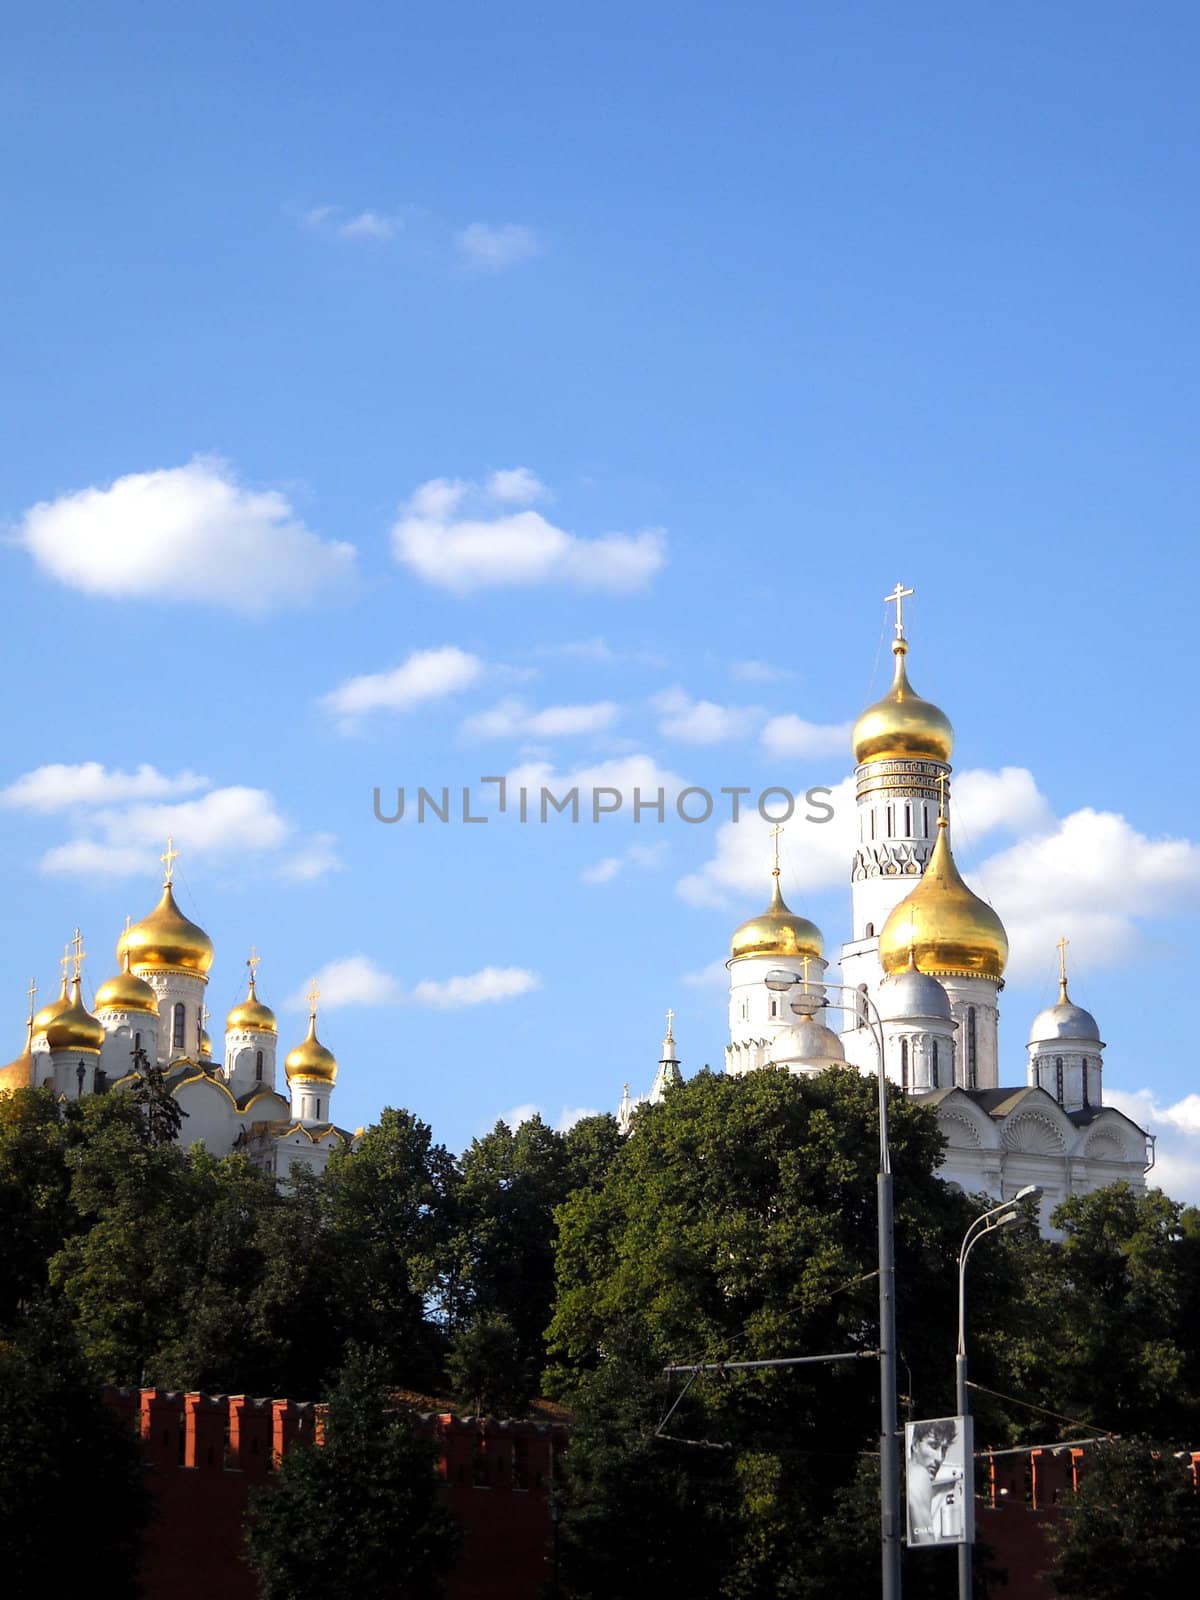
left=770, top=822, right=785, bottom=878
left=248, top=946, right=261, bottom=983
left=26, top=977, right=36, bottom=1024
left=161, top=836, right=180, bottom=886
left=71, top=928, right=86, bottom=979
left=306, top=979, right=320, bottom=1020
left=884, top=581, right=915, bottom=638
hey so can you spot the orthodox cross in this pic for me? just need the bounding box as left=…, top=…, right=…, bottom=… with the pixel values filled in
left=307, top=978, right=320, bottom=1019
left=770, top=822, right=785, bottom=876
left=665, top=1007, right=675, bottom=1038
left=247, top=946, right=261, bottom=986
left=884, top=581, right=914, bottom=638
left=936, top=770, right=949, bottom=820
left=1057, top=936, right=1070, bottom=993
left=26, top=977, right=37, bottom=1025
left=161, top=836, right=179, bottom=885
left=71, top=928, right=86, bottom=980
left=59, top=943, right=72, bottom=985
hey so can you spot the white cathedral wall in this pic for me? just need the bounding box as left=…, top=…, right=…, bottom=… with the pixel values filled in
left=98, top=1011, right=158, bottom=1081
left=172, top=1078, right=240, bottom=1155
left=939, top=978, right=1001, bottom=1090
left=49, top=1049, right=98, bottom=1099
left=727, top=955, right=829, bottom=1051
left=225, top=1031, right=277, bottom=1098
left=136, top=970, right=207, bottom=1067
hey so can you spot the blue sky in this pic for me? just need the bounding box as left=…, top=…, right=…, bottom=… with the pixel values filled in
left=2, top=3, right=1199, bottom=1190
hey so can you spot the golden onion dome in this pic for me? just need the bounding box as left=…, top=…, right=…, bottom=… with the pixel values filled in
left=32, top=976, right=71, bottom=1035
left=852, top=638, right=953, bottom=766
left=879, top=818, right=1008, bottom=982
left=0, top=1017, right=37, bottom=1092
left=730, top=873, right=824, bottom=964
left=285, top=1013, right=338, bottom=1085
left=226, top=975, right=278, bottom=1036
left=119, top=882, right=214, bottom=976
left=45, top=977, right=105, bottom=1053
left=94, top=954, right=159, bottom=1017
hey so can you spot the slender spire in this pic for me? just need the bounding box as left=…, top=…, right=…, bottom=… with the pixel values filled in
left=1056, top=936, right=1070, bottom=1003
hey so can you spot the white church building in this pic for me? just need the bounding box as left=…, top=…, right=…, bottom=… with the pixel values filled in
left=626, top=588, right=1152, bottom=1227
left=0, top=845, right=352, bottom=1176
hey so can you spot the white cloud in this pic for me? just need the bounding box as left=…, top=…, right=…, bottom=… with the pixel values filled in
left=490, top=1102, right=602, bottom=1134
left=462, top=697, right=620, bottom=740
left=38, top=785, right=295, bottom=878
left=392, top=473, right=666, bottom=594
left=302, top=204, right=405, bottom=240
left=290, top=956, right=403, bottom=1010
left=951, top=767, right=1054, bottom=842
left=487, top=467, right=546, bottom=505
left=410, top=966, right=541, bottom=1010
left=534, top=637, right=669, bottom=668
left=653, top=686, right=761, bottom=745
left=974, top=805, right=1200, bottom=981
left=761, top=715, right=853, bottom=760
left=509, top=753, right=689, bottom=821
left=320, top=646, right=484, bottom=728
left=456, top=222, right=541, bottom=272
left=681, top=958, right=730, bottom=989
left=676, top=776, right=856, bottom=908
left=581, top=840, right=666, bottom=885
left=278, top=833, right=343, bottom=882
left=1106, top=1088, right=1200, bottom=1205
left=17, top=458, right=355, bottom=614
left=1, top=763, right=208, bottom=813
left=732, top=660, right=796, bottom=684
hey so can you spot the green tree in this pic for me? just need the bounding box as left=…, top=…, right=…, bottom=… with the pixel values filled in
left=0, top=1085, right=76, bottom=1329
left=445, top=1311, right=533, bottom=1417
left=0, top=1299, right=149, bottom=1596
left=1050, top=1438, right=1200, bottom=1598
left=547, top=1067, right=974, bottom=1597
left=129, top=1041, right=187, bottom=1145
left=244, top=1345, right=459, bottom=1600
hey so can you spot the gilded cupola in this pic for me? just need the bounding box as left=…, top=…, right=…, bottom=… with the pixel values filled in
left=46, top=975, right=105, bottom=1053
left=94, top=953, right=160, bottom=1017
left=285, top=987, right=338, bottom=1085
left=852, top=587, right=953, bottom=766
left=118, top=839, right=214, bottom=976
left=730, top=869, right=824, bottom=964
left=226, top=954, right=278, bottom=1036
left=879, top=817, right=1008, bottom=982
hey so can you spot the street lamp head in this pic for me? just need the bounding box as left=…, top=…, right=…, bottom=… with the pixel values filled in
left=764, top=968, right=800, bottom=992
left=1013, top=1185, right=1043, bottom=1203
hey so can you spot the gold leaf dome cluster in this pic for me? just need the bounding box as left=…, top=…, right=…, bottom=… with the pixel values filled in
left=94, top=954, right=159, bottom=1017
left=879, top=818, right=1008, bottom=982
left=285, top=1012, right=338, bottom=1085
left=852, top=638, right=954, bottom=766
left=226, top=974, right=278, bottom=1036
left=45, top=977, right=105, bottom=1053
left=730, top=874, right=824, bottom=964
left=119, top=881, right=214, bottom=976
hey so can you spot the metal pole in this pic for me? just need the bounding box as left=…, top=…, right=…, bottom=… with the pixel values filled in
left=956, top=1347, right=970, bottom=1600
left=875, top=1012, right=901, bottom=1600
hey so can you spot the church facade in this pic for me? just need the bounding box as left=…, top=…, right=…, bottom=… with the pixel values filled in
left=629, top=589, right=1152, bottom=1229
left=0, top=847, right=351, bottom=1175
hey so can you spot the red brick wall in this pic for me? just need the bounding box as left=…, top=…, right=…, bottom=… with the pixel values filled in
left=101, top=1388, right=566, bottom=1600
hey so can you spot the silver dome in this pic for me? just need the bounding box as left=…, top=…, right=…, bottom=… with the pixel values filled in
left=879, top=966, right=952, bottom=1022
left=769, top=1017, right=846, bottom=1065
left=1027, top=997, right=1101, bottom=1046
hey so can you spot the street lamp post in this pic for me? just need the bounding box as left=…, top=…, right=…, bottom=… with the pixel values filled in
left=765, top=970, right=901, bottom=1600
left=955, top=1186, right=1042, bottom=1600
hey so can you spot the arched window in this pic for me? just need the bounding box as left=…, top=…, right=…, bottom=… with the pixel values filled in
left=770, top=999, right=779, bottom=1019
left=255, top=1049, right=264, bottom=1082
left=865, top=922, right=875, bottom=938
left=134, top=1030, right=141, bottom=1052
left=316, top=1098, right=322, bottom=1120
left=1055, top=1055, right=1064, bottom=1104
left=900, top=1037, right=909, bottom=1091
left=1081, top=1057, right=1089, bottom=1108
left=172, top=1003, right=185, bottom=1050
left=966, top=1008, right=977, bottom=1089
left=904, top=803, right=911, bottom=836
left=857, top=985, right=869, bottom=1027
left=930, top=1039, right=939, bottom=1089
